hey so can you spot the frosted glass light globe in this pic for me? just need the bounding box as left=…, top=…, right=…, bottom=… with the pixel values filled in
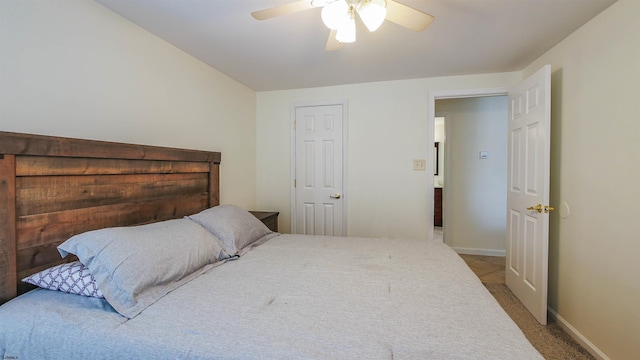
left=321, top=0, right=349, bottom=30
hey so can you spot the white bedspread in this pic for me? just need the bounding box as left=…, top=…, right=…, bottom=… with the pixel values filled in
left=0, top=234, right=542, bottom=359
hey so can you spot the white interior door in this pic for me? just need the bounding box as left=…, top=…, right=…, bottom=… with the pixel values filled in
left=294, top=104, right=345, bottom=236
left=506, top=65, right=551, bottom=325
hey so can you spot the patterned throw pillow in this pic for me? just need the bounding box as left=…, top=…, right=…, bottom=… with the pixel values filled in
left=22, top=261, right=104, bottom=298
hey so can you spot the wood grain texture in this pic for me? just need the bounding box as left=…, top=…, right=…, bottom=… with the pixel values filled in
left=16, top=194, right=209, bottom=251
left=16, top=156, right=211, bottom=176
left=209, top=162, right=220, bottom=207
left=16, top=173, right=208, bottom=216
left=0, top=131, right=221, bottom=163
left=0, top=131, right=222, bottom=303
left=0, top=155, right=17, bottom=303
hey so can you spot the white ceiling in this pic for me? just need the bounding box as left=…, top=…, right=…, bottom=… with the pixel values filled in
left=94, top=0, right=616, bottom=91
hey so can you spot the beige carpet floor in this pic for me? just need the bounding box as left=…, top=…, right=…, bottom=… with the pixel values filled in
left=485, top=283, right=594, bottom=360
left=457, top=253, right=595, bottom=359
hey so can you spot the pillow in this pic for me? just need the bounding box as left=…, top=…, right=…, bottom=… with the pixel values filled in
left=22, top=261, right=104, bottom=298
left=58, top=218, right=227, bottom=318
left=187, top=204, right=278, bottom=256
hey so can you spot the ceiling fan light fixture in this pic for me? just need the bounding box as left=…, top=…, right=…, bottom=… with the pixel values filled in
left=253, top=0, right=433, bottom=51
left=357, top=0, right=387, bottom=32
left=335, top=7, right=356, bottom=43
left=321, top=0, right=349, bottom=30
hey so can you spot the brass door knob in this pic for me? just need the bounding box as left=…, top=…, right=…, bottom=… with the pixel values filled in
left=329, top=194, right=342, bottom=199
left=527, top=204, right=543, bottom=213
left=544, top=205, right=555, bottom=213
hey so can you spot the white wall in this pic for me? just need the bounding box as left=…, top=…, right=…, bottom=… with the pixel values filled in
left=0, top=0, right=257, bottom=209
left=436, top=97, right=508, bottom=255
left=522, top=0, right=640, bottom=358
left=256, top=73, right=520, bottom=238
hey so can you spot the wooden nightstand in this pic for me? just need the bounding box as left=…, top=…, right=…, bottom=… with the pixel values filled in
left=250, top=211, right=279, bottom=232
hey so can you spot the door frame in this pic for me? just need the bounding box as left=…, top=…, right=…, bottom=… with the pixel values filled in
left=290, top=99, right=349, bottom=235
left=428, top=87, right=508, bottom=242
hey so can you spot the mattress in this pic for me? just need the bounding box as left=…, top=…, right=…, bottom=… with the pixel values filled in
left=0, top=234, right=542, bottom=359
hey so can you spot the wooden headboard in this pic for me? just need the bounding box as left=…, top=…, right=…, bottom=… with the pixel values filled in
left=0, top=131, right=221, bottom=304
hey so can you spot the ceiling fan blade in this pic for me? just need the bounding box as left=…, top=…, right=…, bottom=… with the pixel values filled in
left=325, top=29, right=343, bottom=51
left=385, top=0, right=434, bottom=32
left=251, top=0, right=316, bottom=20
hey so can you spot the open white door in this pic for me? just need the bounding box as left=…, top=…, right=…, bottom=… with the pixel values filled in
left=506, top=65, right=551, bottom=325
left=294, top=104, right=345, bottom=236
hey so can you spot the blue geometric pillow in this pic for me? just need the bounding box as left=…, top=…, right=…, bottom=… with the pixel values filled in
left=22, top=261, right=104, bottom=298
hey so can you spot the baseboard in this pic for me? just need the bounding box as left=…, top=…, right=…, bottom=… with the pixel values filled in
left=452, top=247, right=506, bottom=257
left=547, top=307, right=610, bottom=360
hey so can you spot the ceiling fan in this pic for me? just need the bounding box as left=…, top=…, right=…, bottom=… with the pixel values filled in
left=251, top=0, right=434, bottom=51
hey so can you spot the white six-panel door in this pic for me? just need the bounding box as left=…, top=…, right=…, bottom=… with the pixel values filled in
left=506, top=65, right=551, bottom=325
left=294, top=104, right=344, bottom=236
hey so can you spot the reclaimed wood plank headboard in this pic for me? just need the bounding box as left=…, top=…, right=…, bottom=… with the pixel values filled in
left=0, top=131, right=221, bottom=304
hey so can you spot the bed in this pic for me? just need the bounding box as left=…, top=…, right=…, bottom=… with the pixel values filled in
left=0, top=131, right=542, bottom=359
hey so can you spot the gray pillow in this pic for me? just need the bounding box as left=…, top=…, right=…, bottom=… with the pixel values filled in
left=58, top=219, right=227, bottom=318
left=187, top=205, right=277, bottom=256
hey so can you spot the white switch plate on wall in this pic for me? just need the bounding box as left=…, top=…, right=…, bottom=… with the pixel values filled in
left=413, top=159, right=427, bottom=171
left=479, top=151, right=489, bottom=159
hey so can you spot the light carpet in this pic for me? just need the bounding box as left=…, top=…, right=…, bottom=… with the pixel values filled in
left=484, top=283, right=595, bottom=360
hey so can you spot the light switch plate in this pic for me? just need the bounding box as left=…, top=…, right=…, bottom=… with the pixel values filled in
left=413, top=159, right=427, bottom=171
left=479, top=151, right=488, bottom=159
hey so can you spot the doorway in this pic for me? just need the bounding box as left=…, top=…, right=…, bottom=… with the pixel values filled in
left=433, top=116, right=445, bottom=242
left=434, top=96, right=509, bottom=256
left=429, top=65, right=552, bottom=325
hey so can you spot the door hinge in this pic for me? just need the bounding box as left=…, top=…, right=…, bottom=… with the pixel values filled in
left=294, top=179, right=296, bottom=188
left=294, top=120, right=296, bottom=129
